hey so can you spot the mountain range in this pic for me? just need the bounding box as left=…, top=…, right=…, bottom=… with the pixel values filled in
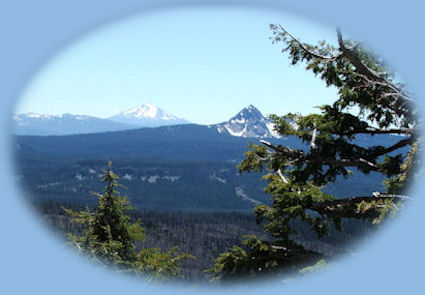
left=13, top=103, right=279, bottom=138
left=13, top=103, right=407, bottom=212
left=12, top=113, right=135, bottom=136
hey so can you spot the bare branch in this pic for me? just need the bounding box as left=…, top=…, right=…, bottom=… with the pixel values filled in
left=277, top=169, right=289, bottom=183
left=306, top=155, right=379, bottom=171
left=351, top=72, right=412, bottom=103
left=336, top=29, right=384, bottom=82
left=260, top=140, right=301, bottom=157
left=340, top=128, right=413, bottom=136
left=260, top=139, right=272, bottom=147
left=336, top=29, right=413, bottom=111
left=260, top=140, right=379, bottom=171
left=375, top=137, right=413, bottom=155
left=260, top=128, right=413, bottom=174
left=311, top=124, right=317, bottom=149
left=277, top=25, right=343, bottom=61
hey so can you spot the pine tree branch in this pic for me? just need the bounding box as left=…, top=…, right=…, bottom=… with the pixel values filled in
left=275, top=25, right=343, bottom=61
left=340, top=128, right=413, bottom=136
left=336, top=29, right=385, bottom=83
left=309, top=193, right=407, bottom=219
left=376, top=137, right=413, bottom=155
left=260, top=130, right=413, bottom=173
left=306, top=155, right=379, bottom=171
left=260, top=140, right=380, bottom=171
left=336, top=29, right=413, bottom=111
left=275, top=25, right=413, bottom=111
left=260, top=140, right=302, bottom=159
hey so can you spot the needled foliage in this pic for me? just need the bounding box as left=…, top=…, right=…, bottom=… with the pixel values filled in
left=207, top=235, right=320, bottom=282
left=64, top=162, right=193, bottom=281
left=209, top=25, right=419, bottom=282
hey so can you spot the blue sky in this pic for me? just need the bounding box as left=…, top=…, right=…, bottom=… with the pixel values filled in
left=15, top=6, right=339, bottom=124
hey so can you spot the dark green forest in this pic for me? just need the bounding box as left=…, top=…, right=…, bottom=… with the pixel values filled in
left=33, top=199, right=374, bottom=281
left=14, top=128, right=396, bottom=281
left=14, top=129, right=403, bottom=211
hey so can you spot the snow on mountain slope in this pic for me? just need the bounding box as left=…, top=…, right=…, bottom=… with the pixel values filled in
left=13, top=104, right=279, bottom=137
left=108, top=103, right=189, bottom=127
left=12, top=113, right=135, bottom=136
left=212, top=105, right=281, bottom=138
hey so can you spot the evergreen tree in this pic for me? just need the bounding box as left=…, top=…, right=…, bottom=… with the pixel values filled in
left=209, top=25, right=419, bottom=281
left=64, top=161, right=193, bottom=281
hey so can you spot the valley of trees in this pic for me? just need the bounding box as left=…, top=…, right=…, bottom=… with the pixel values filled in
left=15, top=24, right=419, bottom=285
left=35, top=194, right=372, bottom=282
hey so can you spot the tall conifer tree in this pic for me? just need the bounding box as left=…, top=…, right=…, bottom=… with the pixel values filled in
left=65, top=162, right=192, bottom=280
left=209, top=25, right=419, bottom=281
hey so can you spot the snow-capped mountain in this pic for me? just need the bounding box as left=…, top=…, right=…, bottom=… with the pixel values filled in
left=12, top=104, right=277, bottom=137
left=12, top=113, right=135, bottom=136
left=108, top=103, right=189, bottom=127
left=212, top=105, right=280, bottom=138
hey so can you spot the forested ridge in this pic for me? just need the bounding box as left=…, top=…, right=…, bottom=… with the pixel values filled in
left=15, top=132, right=403, bottom=211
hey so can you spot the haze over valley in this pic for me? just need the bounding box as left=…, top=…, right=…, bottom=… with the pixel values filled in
left=14, top=103, right=402, bottom=211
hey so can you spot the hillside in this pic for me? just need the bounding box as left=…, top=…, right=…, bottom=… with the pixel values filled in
left=13, top=123, right=405, bottom=212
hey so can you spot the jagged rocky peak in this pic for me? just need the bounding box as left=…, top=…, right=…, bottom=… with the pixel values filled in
left=214, top=105, right=281, bottom=138
left=231, top=104, right=264, bottom=122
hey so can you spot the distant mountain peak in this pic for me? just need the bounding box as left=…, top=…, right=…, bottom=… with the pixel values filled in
left=109, top=103, right=189, bottom=127
left=26, top=112, right=44, bottom=119
left=15, top=112, right=53, bottom=120
left=212, top=105, right=281, bottom=138
left=238, top=104, right=258, bottom=111
left=13, top=104, right=278, bottom=137
left=121, top=103, right=174, bottom=120
left=230, top=105, right=264, bottom=121
left=12, top=113, right=135, bottom=136
left=15, top=112, right=95, bottom=121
